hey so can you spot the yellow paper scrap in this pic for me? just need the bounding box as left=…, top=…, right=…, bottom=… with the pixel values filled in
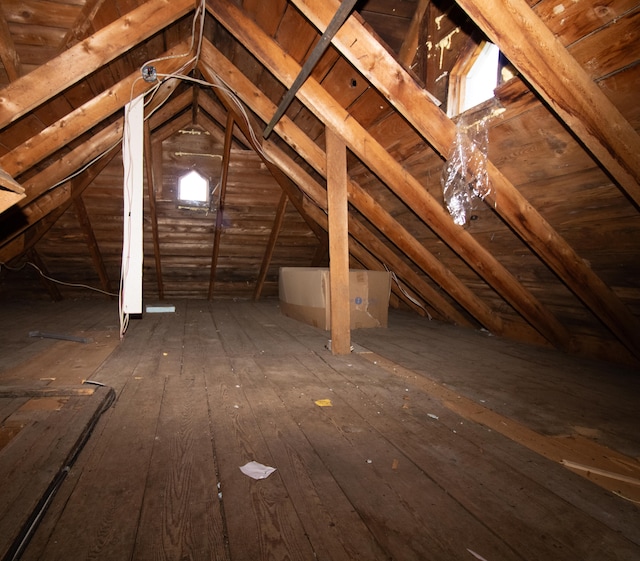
left=315, top=399, right=333, bottom=407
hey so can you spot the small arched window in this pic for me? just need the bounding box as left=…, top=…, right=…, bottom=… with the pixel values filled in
left=178, top=170, right=209, bottom=205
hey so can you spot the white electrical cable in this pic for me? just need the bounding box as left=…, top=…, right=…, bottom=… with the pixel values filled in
left=12, top=0, right=270, bottom=339
left=0, top=261, right=117, bottom=297
left=384, top=265, right=432, bottom=320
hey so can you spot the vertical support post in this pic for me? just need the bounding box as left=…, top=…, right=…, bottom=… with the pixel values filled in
left=208, top=113, right=234, bottom=300
left=144, top=121, right=163, bottom=299
left=326, top=126, right=350, bottom=355
left=254, top=190, right=288, bottom=301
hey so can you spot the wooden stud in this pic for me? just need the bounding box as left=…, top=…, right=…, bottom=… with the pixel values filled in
left=326, top=126, right=351, bottom=355
left=254, top=191, right=288, bottom=301
left=144, top=121, right=164, bottom=300
left=398, top=0, right=429, bottom=69
left=0, top=11, right=22, bottom=81
left=208, top=113, right=234, bottom=300
left=27, top=248, right=63, bottom=301
left=73, top=195, right=113, bottom=298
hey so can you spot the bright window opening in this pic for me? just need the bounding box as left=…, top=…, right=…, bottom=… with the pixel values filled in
left=447, top=41, right=503, bottom=117
left=178, top=170, right=209, bottom=204
left=461, top=42, right=500, bottom=113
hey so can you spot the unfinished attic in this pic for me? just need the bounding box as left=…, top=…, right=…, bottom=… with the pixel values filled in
left=1, top=0, right=639, bottom=559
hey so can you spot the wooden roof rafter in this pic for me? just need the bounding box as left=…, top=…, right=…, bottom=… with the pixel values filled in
left=200, top=63, right=328, bottom=249
left=291, top=0, right=640, bottom=359
left=206, top=0, right=573, bottom=353
left=57, top=0, right=110, bottom=53
left=0, top=0, right=194, bottom=130
left=455, top=0, right=640, bottom=208
left=0, top=10, right=21, bottom=82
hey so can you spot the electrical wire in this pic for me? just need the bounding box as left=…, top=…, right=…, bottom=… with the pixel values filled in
left=2, top=383, right=116, bottom=561
left=384, top=264, right=432, bottom=320
left=0, top=260, right=118, bottom=297
left=9, top=0, right=265, bottom=340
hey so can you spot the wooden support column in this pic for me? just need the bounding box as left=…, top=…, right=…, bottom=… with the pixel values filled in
left=191, top=86, right=200, bottom=124
left=254, top=191, right=288, bottom=301
left=197, top=41, right=501, bottom=331
left=208, top=113, right=234, bottom=300
left=325, top=127, right=350, bottom=355
left=144, top=121, right=163, bottom=299
left=73, top=195, right=113, bottom=297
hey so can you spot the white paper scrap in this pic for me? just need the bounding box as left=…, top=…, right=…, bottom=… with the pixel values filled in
left=240, top=461, right=277, bottom=480
left=467, top=548, right=489, bottom=561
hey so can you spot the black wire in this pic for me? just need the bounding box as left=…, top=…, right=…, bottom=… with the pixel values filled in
left=2, top=385, right=116, bottom=561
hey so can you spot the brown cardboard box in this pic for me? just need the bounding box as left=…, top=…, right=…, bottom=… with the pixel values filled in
left=279, top=267, right=391, bottom=330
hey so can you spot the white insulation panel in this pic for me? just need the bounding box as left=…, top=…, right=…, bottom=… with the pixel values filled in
left=121, top=96, right=144, bottom=314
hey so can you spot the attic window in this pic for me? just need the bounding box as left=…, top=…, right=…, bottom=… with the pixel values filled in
left=448, top=41, right=501, bottom=117
left=178, top=170, right=209, bottom=206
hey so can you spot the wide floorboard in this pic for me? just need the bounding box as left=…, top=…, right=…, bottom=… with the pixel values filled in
left=1, top=299, right=638, bottom=560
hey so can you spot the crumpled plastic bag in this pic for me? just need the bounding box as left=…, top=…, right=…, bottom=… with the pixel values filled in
left=441, top=113, right=492, bottom=226
left=239, top=461, right=277, bottom=480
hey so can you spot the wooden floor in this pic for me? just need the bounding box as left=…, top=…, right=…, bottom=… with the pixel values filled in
left=1, top=299, right=639, bottom=560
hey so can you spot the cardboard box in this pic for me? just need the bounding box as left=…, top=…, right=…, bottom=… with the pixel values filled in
left=279, top=267, right=391, bottom=330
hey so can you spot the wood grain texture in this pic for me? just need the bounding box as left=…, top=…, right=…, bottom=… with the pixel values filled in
left=2, top=300, right=637, bottom=560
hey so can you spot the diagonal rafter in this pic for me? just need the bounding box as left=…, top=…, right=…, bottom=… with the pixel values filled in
left=0, top=0, right=193, bottom=130
left=0, top=9, right=22, bottom=81
left=205, top=0, right=572, bottom=352
left=292, top=0, right=640, bottom=360
left=0, top=40, right=192, bottom=183
left=454, top=0, right=640, bottom=208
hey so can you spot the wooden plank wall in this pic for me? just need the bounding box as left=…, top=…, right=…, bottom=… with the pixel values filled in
left=340, top=0, right=640, bottom=348
left=2, top=123, right=320, bottom=301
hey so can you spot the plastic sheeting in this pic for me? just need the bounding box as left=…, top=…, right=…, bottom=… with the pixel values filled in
left=441, top=108, right=499, bottom=226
